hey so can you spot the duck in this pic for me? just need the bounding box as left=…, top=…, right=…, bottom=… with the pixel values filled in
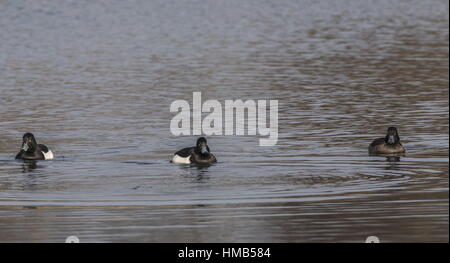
left=369, top=127, right=406, bottom=154
left=172, top=137, right=217, bottom=165
left=15, top=133, right=54, bottom=160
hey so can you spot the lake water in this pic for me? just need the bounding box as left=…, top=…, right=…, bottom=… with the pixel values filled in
left=0, top=0, right=448, bottom=242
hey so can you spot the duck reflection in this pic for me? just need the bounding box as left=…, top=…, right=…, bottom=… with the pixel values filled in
left=369, top=152, right=405, bottom=171
left=21, top=160, right=38, bottom=172
left=386, top=156, right=401, bottom=162
left=383, top=154, right=406, bottom=171
left=178, top=163, right=214, bottom=181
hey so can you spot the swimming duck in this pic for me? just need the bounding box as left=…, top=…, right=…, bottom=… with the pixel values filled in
left=369, top=127, right=406, bottom=154
left=15, top=133, right=54, bottom=160
left=172, top=137, right=217, bottom=165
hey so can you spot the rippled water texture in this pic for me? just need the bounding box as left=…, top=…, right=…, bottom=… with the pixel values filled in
left=0, top=0, right=448, bottom=242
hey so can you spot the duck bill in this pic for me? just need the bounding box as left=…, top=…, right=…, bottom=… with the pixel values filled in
left=21, top=142, right=29, bottom=151
left=200, top=145, right=209, bottom=154
left=387, top=135, right=396, bottom=144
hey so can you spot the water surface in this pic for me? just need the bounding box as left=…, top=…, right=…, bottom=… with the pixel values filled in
left=0, top=0, right=448, bottom=242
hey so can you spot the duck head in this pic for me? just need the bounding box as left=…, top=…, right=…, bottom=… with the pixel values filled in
left=385, top=127, right=401, bottom=145
left=21, top=133, right=38, bottom=153
left=196, top=137, right=210, bottom=154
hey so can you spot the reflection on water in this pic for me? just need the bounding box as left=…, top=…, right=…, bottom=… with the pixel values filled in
left=0, top=0, right=448, bottom=242
left=21, top=160, right=38, bottom=173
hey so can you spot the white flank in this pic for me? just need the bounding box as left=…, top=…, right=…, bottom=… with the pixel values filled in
left=172, top=154, right=191, bottom=164
left=43, top=150, right=54, bottom=160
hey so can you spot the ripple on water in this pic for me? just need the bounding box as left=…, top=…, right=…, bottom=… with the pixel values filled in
left=0, top=0, right=448, bottom=242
